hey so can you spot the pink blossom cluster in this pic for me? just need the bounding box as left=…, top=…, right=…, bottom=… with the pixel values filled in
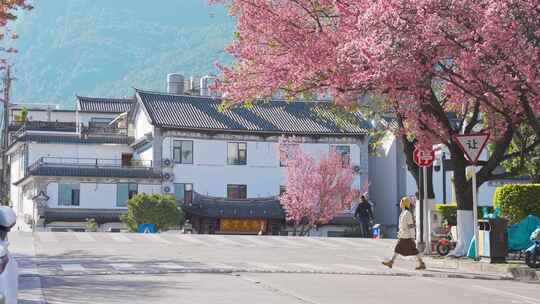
left=278, top=136, right=359, bottom=229
left=213, top=0, right=540, bottom=145
left=0, top=0, right=32, bottom=64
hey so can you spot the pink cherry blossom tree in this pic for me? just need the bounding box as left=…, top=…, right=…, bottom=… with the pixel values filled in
left=279, top=137, right=359, bottom=236
left=0, top=1, right=32, bottom=62
left=213, top=0, right=540, bottom=254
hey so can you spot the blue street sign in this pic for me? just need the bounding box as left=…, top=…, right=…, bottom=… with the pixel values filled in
left=138, top=223, right=157, bottom=234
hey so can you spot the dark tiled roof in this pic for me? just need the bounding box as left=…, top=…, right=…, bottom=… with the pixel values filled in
left=183, top=193, right=285, bottom=220
left=136, top=90, right=369, bottom=136
left=77, top=96, right=135, bottom=113
left=43, top=208, right=125, bottom=224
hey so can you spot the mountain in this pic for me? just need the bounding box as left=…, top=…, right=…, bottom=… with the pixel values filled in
left=5, top=0, right=234, bottom=108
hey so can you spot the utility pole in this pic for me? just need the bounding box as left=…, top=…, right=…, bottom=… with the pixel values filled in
left=1, top=65, right=13, bottom=204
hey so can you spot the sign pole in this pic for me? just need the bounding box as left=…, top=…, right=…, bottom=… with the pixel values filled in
left=453, top=133, right=489, bottom=261
left=419, top=166, right=423, bottom=245
left=472, top=164, right=479, bottom=260
left=422, top=166, right=430, bottom=255
left=413, top=146, right=435, bottom=253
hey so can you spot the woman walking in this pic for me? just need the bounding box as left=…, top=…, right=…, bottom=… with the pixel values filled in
left=382, top=196, right=426, bottom=270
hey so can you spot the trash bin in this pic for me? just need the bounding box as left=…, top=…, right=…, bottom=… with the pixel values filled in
left=478, top=218, right=508, bottom=263
left=372, top=224, right=382, bottom=239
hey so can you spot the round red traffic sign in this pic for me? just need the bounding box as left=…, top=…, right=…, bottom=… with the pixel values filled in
left=413, top=147, right=435, bottom=167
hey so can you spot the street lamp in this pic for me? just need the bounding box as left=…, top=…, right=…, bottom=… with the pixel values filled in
left=32, top=190, right=49, bottom=232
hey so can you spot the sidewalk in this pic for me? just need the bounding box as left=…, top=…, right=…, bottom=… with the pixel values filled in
left=424, top=256, right=539, bottom=283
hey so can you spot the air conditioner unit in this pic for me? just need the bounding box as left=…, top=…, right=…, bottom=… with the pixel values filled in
left=163, top=185, right=172, bottom=193
left=353, top=165, right=362, bottom=174
left=162, top=158, right=173, bottom=167
left=162, top=172, right=175, bottom=181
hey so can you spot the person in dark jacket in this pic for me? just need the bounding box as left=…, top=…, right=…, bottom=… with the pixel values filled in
left=354, top=195, right=374, bottom=238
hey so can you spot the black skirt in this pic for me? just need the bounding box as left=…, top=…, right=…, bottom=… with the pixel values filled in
left=394, top=238, right=419, bottom=256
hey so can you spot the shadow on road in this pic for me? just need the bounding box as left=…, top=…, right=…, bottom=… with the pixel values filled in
left=41, top=274, right=192, bottom=304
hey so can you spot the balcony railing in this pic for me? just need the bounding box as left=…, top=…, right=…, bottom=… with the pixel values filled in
left=29, top=157, right=153, bottom=171
left=9, top=121, right=127, bottom=135
left=8, top=121, right=130, bottom=145
left=82, top=125, right=127, bottom=136
left=9, top=121, right=77, bottom=130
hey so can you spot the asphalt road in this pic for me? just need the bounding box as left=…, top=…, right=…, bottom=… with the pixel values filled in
left=10, top=232, right=540, bottom=304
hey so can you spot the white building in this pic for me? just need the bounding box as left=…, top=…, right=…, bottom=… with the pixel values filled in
left=6, top=79, right=370, bottom=234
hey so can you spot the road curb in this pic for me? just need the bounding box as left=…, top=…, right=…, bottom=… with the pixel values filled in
left=426, top=258, right=539, bottom=283
left=20, top=267, right=515, bottom=282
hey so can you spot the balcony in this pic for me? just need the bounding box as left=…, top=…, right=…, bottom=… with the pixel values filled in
left=31, top=157, right=153, bottom=168
left=22, top=157, right=161, bottom=181
left=9, top=121, right=130, bottom=146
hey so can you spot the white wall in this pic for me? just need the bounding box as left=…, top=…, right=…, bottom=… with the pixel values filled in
left=161, top=137, right=367, bottom=199
left=134, top=108, right=153, bottom=140
left=45, top=182, right=162, bottom=209
left=369, top=134, right=402, bottom=237
left=28, top=143, right=133, bottom=165
left=9, top=147, right=25, bottom=221
left=139, top=184, right=161, bottom=194
left=138, top=147, right=153, bottom=162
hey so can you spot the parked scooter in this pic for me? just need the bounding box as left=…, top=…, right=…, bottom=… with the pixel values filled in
left=525, top=228, right=540, bottom=269
left=435, top=225, right=456, bottom=256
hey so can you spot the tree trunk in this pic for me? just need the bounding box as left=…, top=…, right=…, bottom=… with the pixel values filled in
left=447, top=144, right=474, bottom=256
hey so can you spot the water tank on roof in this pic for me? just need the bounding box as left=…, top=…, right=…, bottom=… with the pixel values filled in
left=189, top=76, right=201, bottom=94
left=167, top=73, right=184, bottom=94
left=200, top=75, right=218, bottom=97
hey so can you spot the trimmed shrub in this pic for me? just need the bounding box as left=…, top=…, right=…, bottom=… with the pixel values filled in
left=435, top=204, right=494, bottom=226
left=493, top=184, right=540, bottom=224
left=436, top=204, right=457, bottom=226
left=120, top=193, right=185, bottom=232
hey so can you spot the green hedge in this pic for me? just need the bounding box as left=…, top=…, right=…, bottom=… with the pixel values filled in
left=120, top=193, right=185, bottom=232
left=493, top=184, right=540, bottom=224
left=435, top=204, right=494, bottom=226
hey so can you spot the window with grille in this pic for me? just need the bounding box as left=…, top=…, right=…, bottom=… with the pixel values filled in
left=173, top=140, right=193, bottom=164
left=227, top=184, right=247, bottom=200
left=117, top=183, right=138, bottom=207
left=227, top=142, right=247, bottom=165
left=58, top=184, right=80, bottom=206
left=333, top=145, right=351, bottom=167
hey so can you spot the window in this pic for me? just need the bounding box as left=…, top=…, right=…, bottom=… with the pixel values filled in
left=227, top=184, right=247, bottom=200
left=173, top=140, right=193, bottom=164
left=227, top=142, right=247, bottom=165
left=333, top=145, right=351, bottom=167
left=117, top=183, right=138, bottom=207
left=174, top=183, right=193, bottom=204
left=128, top=183, right=138, bottom=198
left=59, top=184, right=80, bottom=206
left=279, top=186, right=287, bottom=196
